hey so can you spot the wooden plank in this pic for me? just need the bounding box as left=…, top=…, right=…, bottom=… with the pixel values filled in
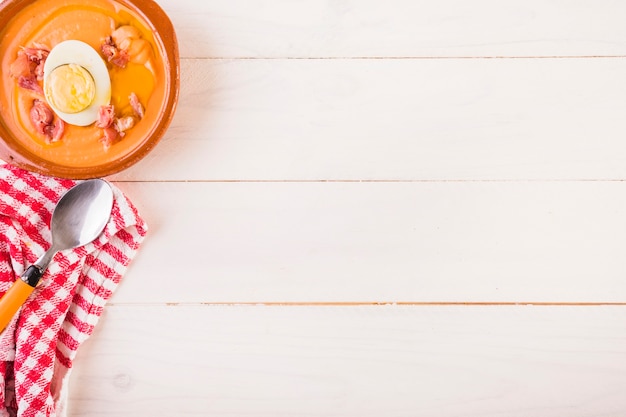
left=69, top=304, right=626, bottom=416
left=157, top=0, right=626, bottom=58
left=110, top=181, right=626, bottom=303
left=111, top=57, right=626, bottom=182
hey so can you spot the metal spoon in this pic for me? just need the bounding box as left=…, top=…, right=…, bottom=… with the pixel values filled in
left=0, top=179, right=113, bottom=333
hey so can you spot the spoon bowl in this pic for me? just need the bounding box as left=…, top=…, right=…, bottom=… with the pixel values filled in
left=37, top=180, right=113, bottom=268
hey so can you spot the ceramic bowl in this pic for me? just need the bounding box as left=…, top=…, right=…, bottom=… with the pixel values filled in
left=0, top=0, right=179, bottom=179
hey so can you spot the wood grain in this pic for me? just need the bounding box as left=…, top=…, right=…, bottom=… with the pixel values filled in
left=157, top=0, right=626, bottom=58
left=108, top=180, right=626, bottom=304
left=111, top=57, right=626, bottom=182
left=69, top=305, right=626, bottom=416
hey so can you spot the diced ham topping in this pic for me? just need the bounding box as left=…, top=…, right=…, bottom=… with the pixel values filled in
left=9, top=53, right=33, bottom=79
left=101, top=36, right=129, bottom=68
left=18, top=75, right=44, bottom=95
left=30, top=99, right=64, bottom=143
left=34, top=61, right=45, bottom=80
left=96, top=104, right=116, bottom=129
left=10, top=44, right=49, bottom=94
left=22, top=45, right=49, bottom=63
left=30, top=99, right=53, bottom=133
left=129, top=92, right=144, bottom=119
left=114, top=116, right=135, bottom=134
left=97, top=105, right=137, bottom=149
left=13, top=45, right=48, bottom=78
left=23, top=46, right=49, bottom=80
left=101, top=127, right=118, bottom=149
left=46, top=118, right=65, bottom=143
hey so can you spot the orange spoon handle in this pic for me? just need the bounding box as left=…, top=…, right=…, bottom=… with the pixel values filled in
left=0, top=266, right=43, bottom=334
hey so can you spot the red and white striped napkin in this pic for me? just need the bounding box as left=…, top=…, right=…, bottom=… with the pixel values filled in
left=0, top=164, right=147, bottom=417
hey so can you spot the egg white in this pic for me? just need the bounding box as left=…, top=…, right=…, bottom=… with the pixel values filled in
left=43, top=40, right=111, bottom=126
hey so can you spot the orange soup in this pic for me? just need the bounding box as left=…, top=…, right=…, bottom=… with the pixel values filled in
left=0, top=0, right=167, bottom=168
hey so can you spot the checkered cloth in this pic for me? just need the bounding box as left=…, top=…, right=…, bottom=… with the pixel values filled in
left=0, top=165, right=147, bottom=417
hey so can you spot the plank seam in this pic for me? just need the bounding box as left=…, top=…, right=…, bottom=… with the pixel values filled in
left=107, top=302, right=626, bottom=307
left=182, top=56, right=626, bottom=60
left=111, top=179, right=626, bottom=184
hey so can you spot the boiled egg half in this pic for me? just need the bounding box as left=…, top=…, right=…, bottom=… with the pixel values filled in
left=43, top=40, right=111, bottom=126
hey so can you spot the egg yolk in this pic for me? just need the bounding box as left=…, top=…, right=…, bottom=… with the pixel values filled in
left=44, top=64, right=96, bottom=114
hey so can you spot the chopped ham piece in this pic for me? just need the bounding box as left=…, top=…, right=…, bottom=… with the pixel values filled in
left=101, top=36, right=129, bottom=68
left=11, top=44, right=49, bottom=91
left=10, top=52, right=33, bottom=79
left=18, top=75, right=44, bottom=95
left=101, top=127, right=118, bottom=149
left=34, top=61, right=45, bottom=80
left=98, top=105, right=134, bottom=148
left=97, top=105, right=119, bottom=147
left=22, top=45, right=49, bottom=63
left=11, top=45, right=62, bottom=143
left=45, top=118, right=65, bottom=143
left=30, top=99, right=53, bottom=134
left=100, top=38, right=117, bottom=61
left=114, top=116, right=135, bottom=134
left=97, top=104, right=139, bottom=149
left=30, top=99, right=64, bottom=143
left=20, top=45, right=49, bottom=80
left=129, top=92, right=144, bottom=119
left=96, top=104, right=115, bottom=128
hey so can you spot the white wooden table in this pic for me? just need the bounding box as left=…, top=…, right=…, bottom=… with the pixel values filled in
left=69, top=1, right=626, bottom=415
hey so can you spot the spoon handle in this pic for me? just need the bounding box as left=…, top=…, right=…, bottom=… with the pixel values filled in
left=0, top=266, right=43, bottom=334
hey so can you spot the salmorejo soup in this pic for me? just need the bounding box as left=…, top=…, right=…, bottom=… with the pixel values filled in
left=0, top=0, right=174, bottom=172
